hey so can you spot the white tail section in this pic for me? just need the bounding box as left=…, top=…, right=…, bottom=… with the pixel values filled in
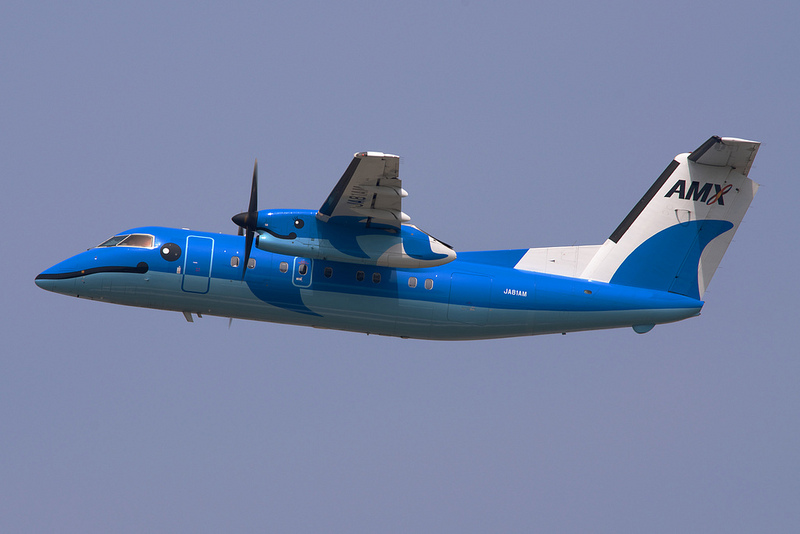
left=514, top=245, right=602, bottom=278
left=578, top=136, right=760, bottom=299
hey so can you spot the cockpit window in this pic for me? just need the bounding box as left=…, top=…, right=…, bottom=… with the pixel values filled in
left=97, top=235, right=128, bottom=247
left=122, top=234, right=155, bottom=248
left=97, top=234, right=155, bottom=248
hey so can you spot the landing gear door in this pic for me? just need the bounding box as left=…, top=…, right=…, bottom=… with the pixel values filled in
left=292, top=258, right=313, bottom=288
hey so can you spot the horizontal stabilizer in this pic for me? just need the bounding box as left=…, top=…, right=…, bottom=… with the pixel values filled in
left=688, top=136, right=760, bottom=175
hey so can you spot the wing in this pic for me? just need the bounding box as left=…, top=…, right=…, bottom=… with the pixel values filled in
left=317, top=152, right=409, bottom=229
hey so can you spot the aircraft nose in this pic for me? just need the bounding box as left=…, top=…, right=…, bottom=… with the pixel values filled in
left=34, top=256, right=85, bottom=296
left=35, top=268, right=77, bottom=295
left=34, top=273, right=46, bottom=289
left=35, top=265, right=55, bottom=289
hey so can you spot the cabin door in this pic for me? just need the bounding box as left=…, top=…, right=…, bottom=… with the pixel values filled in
left=292, top=257, right=313, bottom=288
left=447, top=273, right=492, bottom=325
left=182, top=236, right=214, bottom=294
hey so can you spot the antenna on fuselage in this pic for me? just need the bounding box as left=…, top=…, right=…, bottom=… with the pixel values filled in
left=231, top=159, right=258, bottom=281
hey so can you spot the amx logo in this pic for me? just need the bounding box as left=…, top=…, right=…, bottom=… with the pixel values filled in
left=665, top=180, right=733, bottom=206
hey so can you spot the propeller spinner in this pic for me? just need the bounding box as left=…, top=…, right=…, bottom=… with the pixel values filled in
left=231, top=159, right=258, bottom=280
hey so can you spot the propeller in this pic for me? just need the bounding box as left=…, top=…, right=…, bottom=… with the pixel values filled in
left=231, top=159, right=258, bottom=280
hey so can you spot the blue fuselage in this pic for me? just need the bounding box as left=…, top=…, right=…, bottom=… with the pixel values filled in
left=36, top=226, right=703, bottom=340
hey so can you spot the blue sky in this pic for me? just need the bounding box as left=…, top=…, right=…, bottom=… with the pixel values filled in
left=2, top=1, right=798, bottom=532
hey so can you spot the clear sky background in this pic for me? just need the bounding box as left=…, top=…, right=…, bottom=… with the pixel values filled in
left=2, top=1, right=798, bottom=532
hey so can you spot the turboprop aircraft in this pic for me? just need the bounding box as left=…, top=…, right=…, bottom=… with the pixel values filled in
left=35, top=136, right=760, bottom=340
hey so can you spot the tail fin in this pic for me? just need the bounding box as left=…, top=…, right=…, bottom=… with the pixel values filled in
left=581, top=136, right=760, bottom=300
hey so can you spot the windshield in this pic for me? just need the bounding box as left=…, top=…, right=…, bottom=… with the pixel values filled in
left=97, top=234, right=155, bottom=248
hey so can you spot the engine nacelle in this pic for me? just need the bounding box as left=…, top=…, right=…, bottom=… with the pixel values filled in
left=253, top=209, right=456, bottom=268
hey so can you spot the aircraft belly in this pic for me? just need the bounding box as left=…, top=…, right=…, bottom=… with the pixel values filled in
left=299, top=290, right=530, bottom=340
left=527, top=307, right=700, bottom=335
left=69, top=268, right=701, bottom=340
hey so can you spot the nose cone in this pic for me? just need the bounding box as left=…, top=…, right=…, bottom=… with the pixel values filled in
left=232, top=211, right=248, bottom=228
left=34, top=249, right=101, bottom=296
left=36, top=246, right=151, bottom=297
left=35, top=270, right=76, bottom=295
left=34, top=273, right=48, bottom=289
left=35, top=261, right=80, bottom=295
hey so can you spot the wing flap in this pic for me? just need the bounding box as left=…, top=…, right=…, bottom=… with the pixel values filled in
left=317, top=152, right=405, bottom=228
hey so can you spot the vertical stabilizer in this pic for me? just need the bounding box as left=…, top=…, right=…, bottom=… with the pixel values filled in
left=581, top=136, right=760, bottom=300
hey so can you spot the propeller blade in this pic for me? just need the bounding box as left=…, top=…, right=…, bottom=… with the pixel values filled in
left=248, top=159, right=258, bottom=215
left=231, top=158, right=260, bottom=281
left=242, top=229, right=253, bottom=280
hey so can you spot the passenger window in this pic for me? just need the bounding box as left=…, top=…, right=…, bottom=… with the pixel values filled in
left=298, top=263, right=308, bottom=275
left=408, top=276, right=417, bottom=288
left=247, top=258, right=256, bottom=269
left=231, top=256, right=240, bottom=268
left=372, top=273, right=381, bottom=284
left=356, top=271, right=365, bottom=282
left=424, top=278, right=434, bottom=290
left=279, top=262, right=289, bottom=273
left=324, top=267, right=333, bottom=278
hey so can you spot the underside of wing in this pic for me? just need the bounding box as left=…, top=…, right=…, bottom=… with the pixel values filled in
left=317, top=152, right=408, bottom=229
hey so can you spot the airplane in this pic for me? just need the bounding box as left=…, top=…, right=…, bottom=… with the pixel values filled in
left=35, top=136, right=760, bottom=340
